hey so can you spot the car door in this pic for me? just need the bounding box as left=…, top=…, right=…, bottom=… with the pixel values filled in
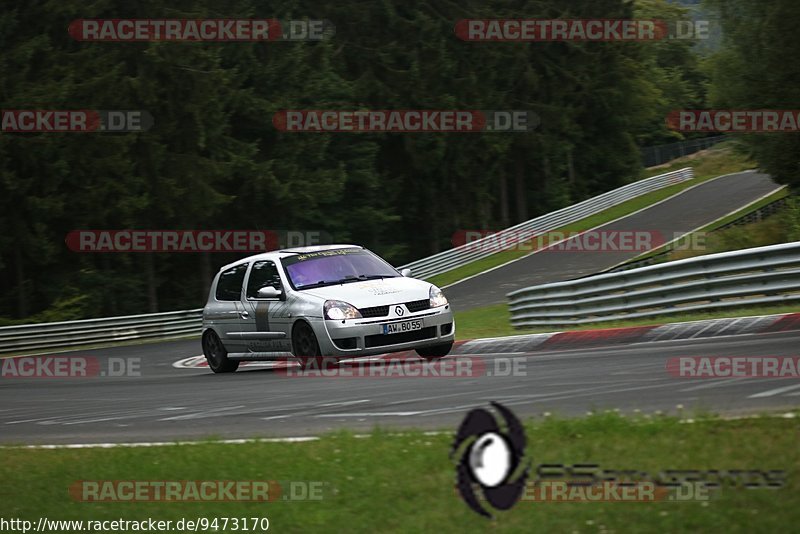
left=239, top=260, right=293, bottom=354
left=208, top=263, right=249, bottom=354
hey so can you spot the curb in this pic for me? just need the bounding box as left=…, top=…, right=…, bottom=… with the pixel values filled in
left=457, top=312, right=800, bottom=355
left=174, top=315, right=800, bottom=369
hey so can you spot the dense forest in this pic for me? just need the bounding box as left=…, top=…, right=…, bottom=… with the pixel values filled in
left=0, top=0, right=795, bottom=322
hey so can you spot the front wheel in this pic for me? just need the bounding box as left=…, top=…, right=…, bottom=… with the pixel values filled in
left=415, top=341, right=453, bottom=360
left=202, top=331, right=239, bottom=373
left=292, top=321, right=328, bottom=370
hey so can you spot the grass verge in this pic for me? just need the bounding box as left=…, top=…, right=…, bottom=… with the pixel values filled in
left=453, top=302, right=799, bottom=340
left=2, top=412, right=798, bottom=532
left=428, top=143, right=753, bottom=288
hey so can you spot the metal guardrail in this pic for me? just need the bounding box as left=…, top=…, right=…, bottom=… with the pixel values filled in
left=399, top=168, right=694, bottom=280
left=0, top=309, right=202, bottom=355
left=507, top=242, right=800, bottom=328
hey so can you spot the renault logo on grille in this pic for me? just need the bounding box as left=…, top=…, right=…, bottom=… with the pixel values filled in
left=395, top=306, right=404, bottom=316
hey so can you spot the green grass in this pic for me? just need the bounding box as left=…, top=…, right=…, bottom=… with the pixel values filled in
left=428, top=143, right=754, bottom=288
left=2, top=413, right=798, bottom=532
left=454, top=302, right=799, bottom=340
left=638, top=141, right=751, bottom=179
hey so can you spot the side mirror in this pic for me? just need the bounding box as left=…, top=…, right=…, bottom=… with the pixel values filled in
left=400, top=268, right=412, bottom=278
left=256, top=286, right=282, bottom=299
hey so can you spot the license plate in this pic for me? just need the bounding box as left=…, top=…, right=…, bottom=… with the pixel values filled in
left=383, top=320, right=422, bottom=335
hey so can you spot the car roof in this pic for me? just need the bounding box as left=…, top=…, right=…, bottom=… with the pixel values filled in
left=217, top=244, right=363, bottom=271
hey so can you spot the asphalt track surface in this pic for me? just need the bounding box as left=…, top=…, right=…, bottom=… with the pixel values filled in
left=445, top=171, right=781, bottom=310
left=2, top=330, right=799, bottom=445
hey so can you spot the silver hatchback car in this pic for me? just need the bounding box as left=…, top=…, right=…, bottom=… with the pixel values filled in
left=201, top=245, right=455, bottom=372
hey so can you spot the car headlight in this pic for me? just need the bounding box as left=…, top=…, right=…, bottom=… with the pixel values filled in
left=429, top=285, right=448, bottom=308
left=324, top=300, right=363, bottom=320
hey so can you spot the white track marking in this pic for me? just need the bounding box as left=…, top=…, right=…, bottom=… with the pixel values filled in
left=159, top=405, right=246, bottom=421
left=748, top=384, right=800, bottom=398
left=416, top=380, right=688, bottom=417
left=6, top=436, right=322, bottom=449
left=4, top=412, right=796, bottom=450
left=319, top=399, right=370, bottom=407
left=314, top=411, right=422, bottom=418
left=5, top=417, right=58, bottom=425
left=679, top=377, right=749, bottom=392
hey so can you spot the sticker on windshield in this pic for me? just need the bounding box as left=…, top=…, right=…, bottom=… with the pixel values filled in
left=285, top=248, right=361, bottom=264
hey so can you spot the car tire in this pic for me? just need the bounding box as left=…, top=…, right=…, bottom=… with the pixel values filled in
left=292, top=321, right=328, bottom=370
left=415, top=341, right=453, bottom=360
left=202, top=330, right=239, bottom=373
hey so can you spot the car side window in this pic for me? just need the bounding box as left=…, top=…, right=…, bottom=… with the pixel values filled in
left=215, top=264, right=247, bottom=301
left=246, top=261, right=283, bottom=299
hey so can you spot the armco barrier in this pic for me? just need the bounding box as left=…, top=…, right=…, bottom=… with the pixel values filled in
left=508, top=242, right=800, bottom=328
left=0, top=309, right=202, bottom=355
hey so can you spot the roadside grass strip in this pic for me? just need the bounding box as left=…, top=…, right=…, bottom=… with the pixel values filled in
left=1, top=412, right=798, bottom=532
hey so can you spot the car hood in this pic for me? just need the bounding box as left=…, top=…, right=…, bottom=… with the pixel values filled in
left=300, top=277, right=432, bottom=308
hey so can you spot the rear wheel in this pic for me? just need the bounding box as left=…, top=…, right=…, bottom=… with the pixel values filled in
left=202, top=331, right=239, bottom=373
left=416, top=341, right=453, bottom=360
left=292, top=322, right=329, bottom=370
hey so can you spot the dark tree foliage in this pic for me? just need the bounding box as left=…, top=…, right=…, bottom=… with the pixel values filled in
left=707, top=0, right=800, bottom=191
left=0, top=0, right=707, bottom=321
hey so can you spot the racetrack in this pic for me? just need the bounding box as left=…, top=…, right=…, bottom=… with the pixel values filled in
left=1, top=170, right=795, bottom=447
left=445, top=171, right=781, bottom=310
left=2, top=329, right=799, bottom=445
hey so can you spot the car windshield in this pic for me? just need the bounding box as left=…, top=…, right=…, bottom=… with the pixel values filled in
left=282, top=249, right=400, bottom=289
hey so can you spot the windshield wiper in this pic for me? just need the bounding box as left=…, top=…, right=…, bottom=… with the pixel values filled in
left=297, top=280, right=338, bottom=290
left=337, top=274, right=398, bottom=283
left=331, top=275, right=370, bottom=285
left=298, top=274, right=395, bottom=289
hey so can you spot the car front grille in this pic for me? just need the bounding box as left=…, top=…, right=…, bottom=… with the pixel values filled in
left=358, top=299, right=430, bottom=318
left=364, top=327, right=437, bottom=348
left=404, top=299, right=430, bottom=313
left=359, top=305, right=390, bottom=318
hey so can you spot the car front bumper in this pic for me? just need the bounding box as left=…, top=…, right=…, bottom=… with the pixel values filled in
left=312, top=305, right=455, bottom=358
